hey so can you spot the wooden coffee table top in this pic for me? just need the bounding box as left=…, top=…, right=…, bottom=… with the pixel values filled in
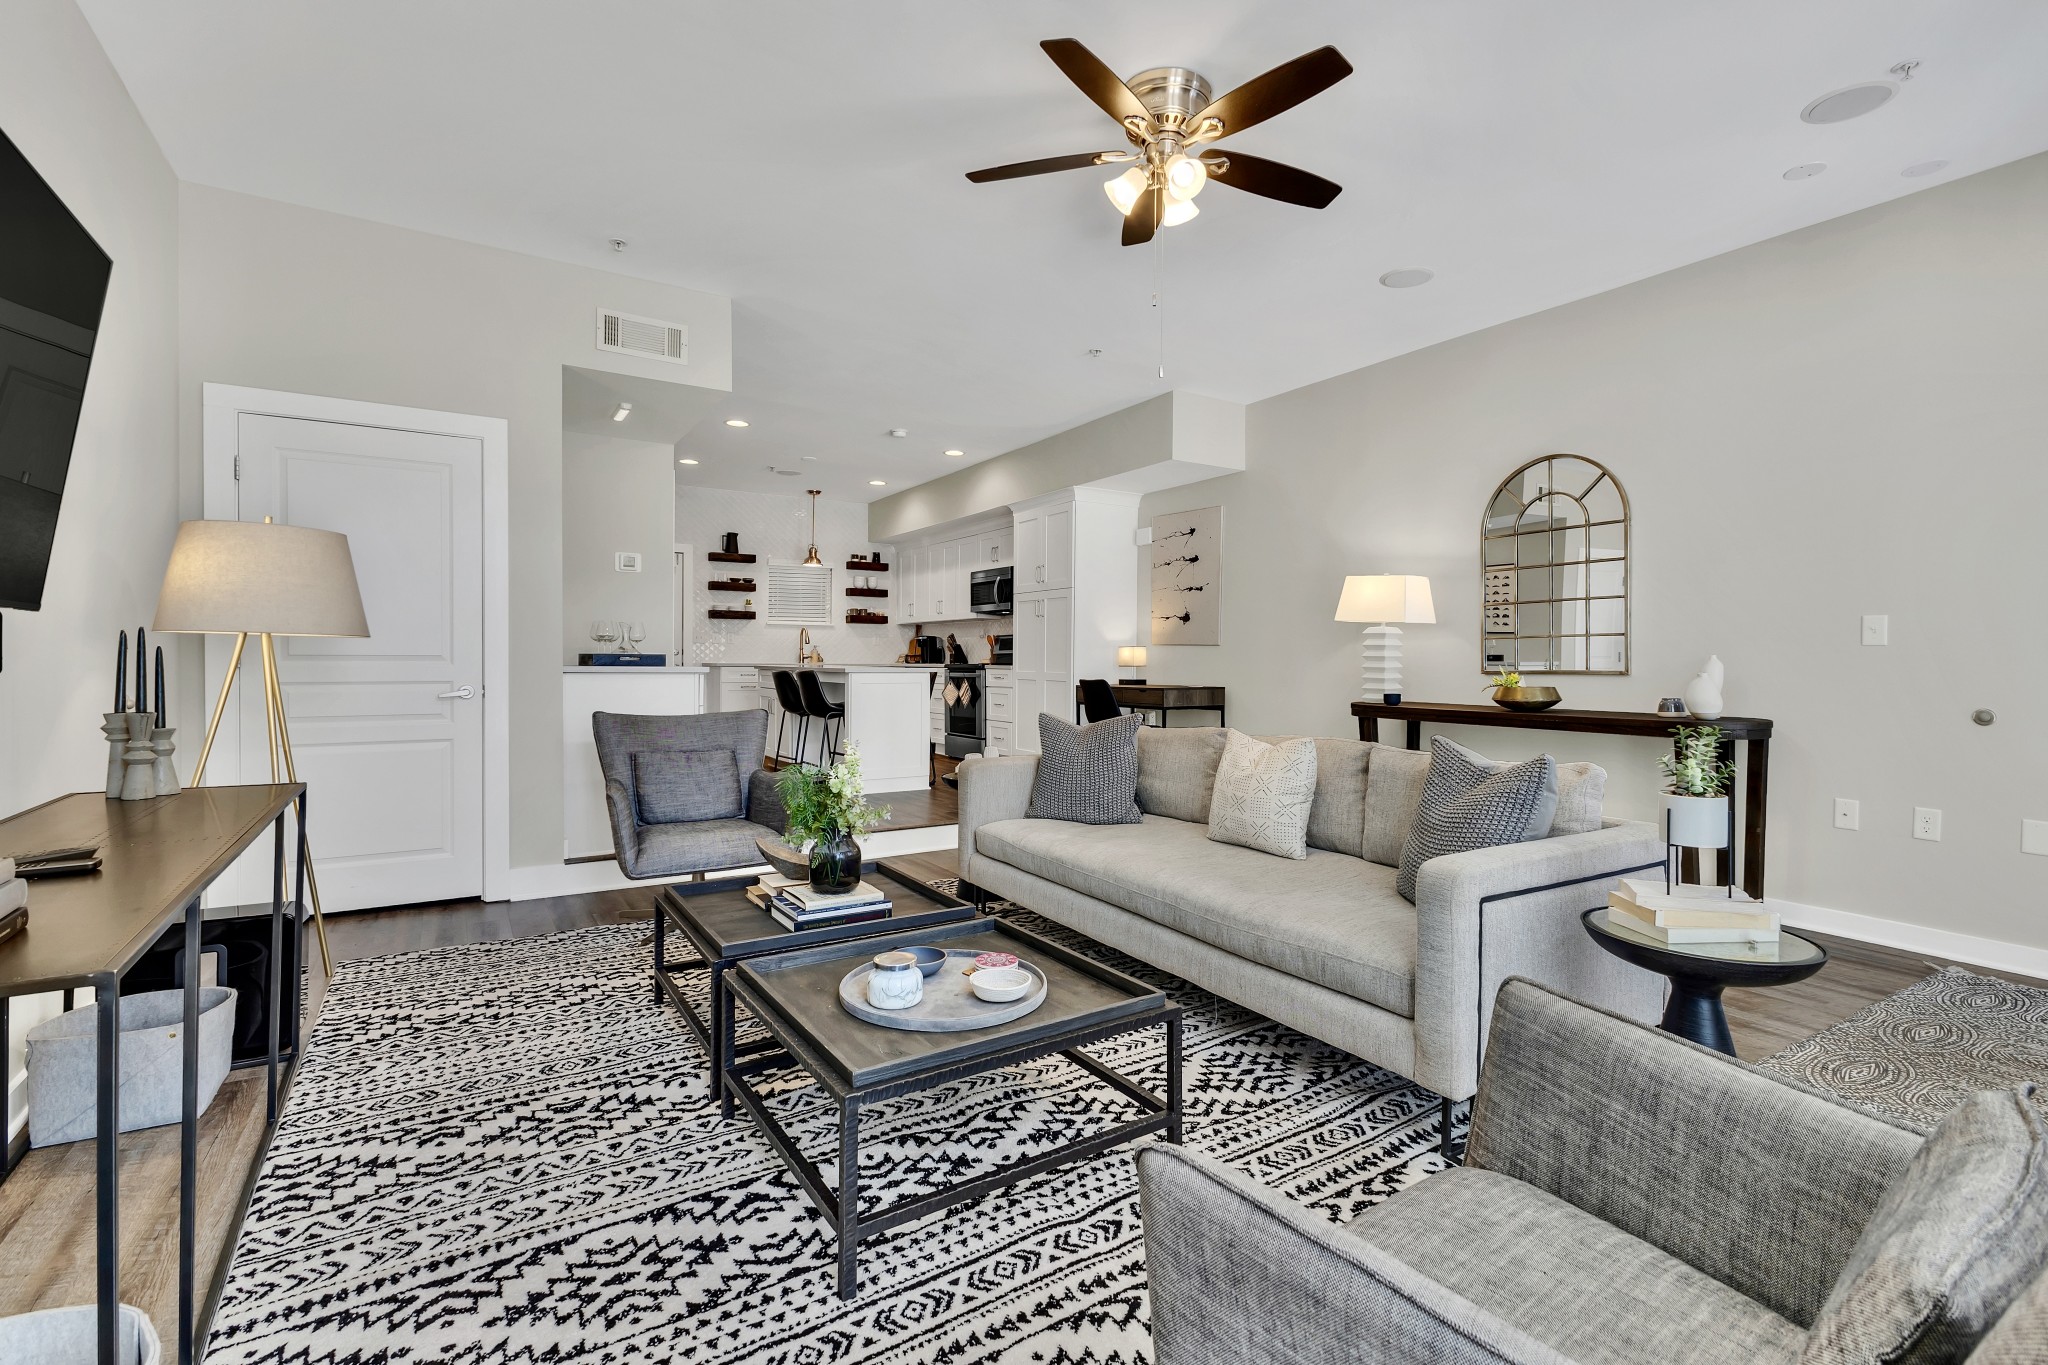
left=659, top=859, right=973, bottom=961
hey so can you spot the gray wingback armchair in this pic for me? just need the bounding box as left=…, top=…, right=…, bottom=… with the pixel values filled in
left=1141, top=977, right=2048, bottom=1365
left=592, top=710, right=785, bottom=878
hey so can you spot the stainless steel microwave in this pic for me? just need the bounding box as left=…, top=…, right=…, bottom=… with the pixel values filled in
left=969, top=565, right=1012, bottom=616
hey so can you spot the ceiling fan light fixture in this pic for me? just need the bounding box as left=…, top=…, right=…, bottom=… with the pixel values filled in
left=1164, top=152, right=1207, bottom=201
left=1161, top=197, right=1199, bottom=228
left=1104, top=166, right=1148, bottom=215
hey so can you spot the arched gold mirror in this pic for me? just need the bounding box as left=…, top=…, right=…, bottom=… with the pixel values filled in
left=1481, top=454, right=1629, bottom=675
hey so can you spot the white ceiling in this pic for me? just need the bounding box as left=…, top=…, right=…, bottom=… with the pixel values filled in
left=79, top=2, right=2048, bottom=502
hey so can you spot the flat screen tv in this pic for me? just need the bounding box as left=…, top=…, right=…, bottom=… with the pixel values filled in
left=0, top=127, right=112, bottom=612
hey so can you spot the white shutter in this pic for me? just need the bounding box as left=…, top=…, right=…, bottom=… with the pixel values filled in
left=764, top=562, right=832, bottom=626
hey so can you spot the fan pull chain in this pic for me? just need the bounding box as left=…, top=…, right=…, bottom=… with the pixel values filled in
left=1153, top=222, right=1167, bottom=380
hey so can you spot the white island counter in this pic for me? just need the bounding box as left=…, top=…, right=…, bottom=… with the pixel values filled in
left=562, top=666, right=710, bottom=859
left=729, top=663, right=941, bottom=794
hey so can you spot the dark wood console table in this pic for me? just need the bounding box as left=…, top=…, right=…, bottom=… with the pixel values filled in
left=1352, top=701, right=1773, bottom=900
left=0, top=784, right=305, bottom=1365
left=1075, top=683, right=1225, bottom=727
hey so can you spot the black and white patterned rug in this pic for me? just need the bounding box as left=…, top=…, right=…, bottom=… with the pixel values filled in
left=1759, top=966, right=2048, bottom=1127
left=206, top=909, right=1451, bottom=1364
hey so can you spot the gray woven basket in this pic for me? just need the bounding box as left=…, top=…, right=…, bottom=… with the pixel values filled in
left=26, top=987, right=235, bottom=1147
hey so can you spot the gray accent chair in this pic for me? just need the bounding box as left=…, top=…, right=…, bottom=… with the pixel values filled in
left=1140, top=978, right=2047, bottom=1365
left=592, top=710, right=785, bottom=878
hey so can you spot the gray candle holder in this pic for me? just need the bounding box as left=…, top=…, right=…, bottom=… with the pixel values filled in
left=102, top=713, right=128, bottom=798
left=119, top=713, right=157, bottom=801
left=151, top=727, right=180, bottom=796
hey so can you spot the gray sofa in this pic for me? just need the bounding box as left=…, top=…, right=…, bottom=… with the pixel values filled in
left=957, top=729, right=1664, bottom=1110
left=593, top=710, right=786, bottom=878
left=1139, top=978, right=2048, bottom=1365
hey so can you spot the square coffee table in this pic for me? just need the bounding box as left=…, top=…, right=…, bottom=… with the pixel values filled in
left=653, top=860, right=975, bottom=1096
left=723, top=915, right=1182, bottom=1298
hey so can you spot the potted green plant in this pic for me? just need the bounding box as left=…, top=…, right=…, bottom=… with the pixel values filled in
left=777, top=744, right=890, bottom=893
left=1483, top=668, right=1562, bottom=712
left=1658, top=725, right=1736, bottom=848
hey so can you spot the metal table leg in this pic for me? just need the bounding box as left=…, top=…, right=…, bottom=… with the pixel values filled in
left=1164, top=1009, right=1184, bottom=1144
left=96, top=975, right=121, bottom=1365
left=836, top=1096, right=861, bottom=1299
left=652, top=899, right=667, bottom=1006
left=179, top=890, right=204, bottom=1365
left=269, top=811, right=285, bottom=1125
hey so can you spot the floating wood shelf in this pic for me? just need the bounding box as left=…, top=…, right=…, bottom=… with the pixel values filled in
left=708, top=609, right=756, bottom=621
left=708, top=579, right=757, bottom=593
left=845, top=586, right=889, bottom=599
left=845, top=560, right=889, bottom=572
left=844, top=611, right=890, bottom=625
left=707, top=551, right=757, bottom=564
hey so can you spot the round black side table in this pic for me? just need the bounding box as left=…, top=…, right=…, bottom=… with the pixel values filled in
left=1581, top=908, right=1828, bottom=1055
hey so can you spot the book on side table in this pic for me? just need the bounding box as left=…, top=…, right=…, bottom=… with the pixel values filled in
left=1608, top=876, right=1779, bottom=945
left=747, top=873, right=895, bottom=932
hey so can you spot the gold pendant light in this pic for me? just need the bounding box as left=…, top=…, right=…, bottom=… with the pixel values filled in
left=803, top=489, right=824, bottom=566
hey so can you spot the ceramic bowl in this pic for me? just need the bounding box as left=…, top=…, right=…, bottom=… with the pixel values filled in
left=972, top=951, right=1019, bottom=972
left=970, top=966, right=1034, bottom=1003
left=903, top=945, right=947, bottom=977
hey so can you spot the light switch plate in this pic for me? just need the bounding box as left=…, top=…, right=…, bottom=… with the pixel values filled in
left=2025, top=819, right=2048, bottom=856
left=1861, top=615, right=1889, bottom=646
left=1834, top=798, right=1860, bottom=831
left=1913, top=807, right=1942, bottom=841
left=615, top=551, right=642, bottom=573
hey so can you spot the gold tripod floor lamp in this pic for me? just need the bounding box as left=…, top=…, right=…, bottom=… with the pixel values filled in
left=154, top=517, right=370, bottom=976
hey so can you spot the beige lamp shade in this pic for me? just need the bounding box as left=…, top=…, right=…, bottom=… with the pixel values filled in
left=153, top=519, right=370, bottom=637
left=1334, top=574, right=1435, bottom=625
left=1117, top=646, right=1148, bottom=668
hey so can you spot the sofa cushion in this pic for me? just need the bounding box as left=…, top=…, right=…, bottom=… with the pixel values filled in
left=1136, top=726, right=1227, bottom=824
left=1397, top=738, right=1558, bottom=901
left=1350, top=1166, right=1806, bottom=1365
left=1028, top=713, right=1143, bottom=824
left=975, top=814, right=1415, bottom=1016
left=1965, top=1261, right=2048, bottom=1365
left=1256, top=735, right=1373, bottom=858
left=1362, top=745, right=1430, bottom=866
left=632, top=748, right=742, bottom=824
left=1804, top=1087, right=2048, bottom=1365
left=1551, top=761, right=1608, bottom=836
left=1208, top=732, right=1318, bottom=859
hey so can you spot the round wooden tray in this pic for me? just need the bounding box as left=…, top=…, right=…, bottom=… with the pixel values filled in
left=838, top=949, right=1048, bottom=1031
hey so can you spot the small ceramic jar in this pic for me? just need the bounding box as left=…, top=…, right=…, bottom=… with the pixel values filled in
left=867, top=951, right=924, bottom=1010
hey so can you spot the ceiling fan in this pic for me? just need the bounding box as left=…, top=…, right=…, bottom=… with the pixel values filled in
left=966, top=39, right=1353, bottom=246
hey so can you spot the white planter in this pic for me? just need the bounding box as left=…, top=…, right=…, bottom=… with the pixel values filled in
left=0, top=1304, right=161, bottom=1363
left=1663, top=794, right=1732, bottom=849
left=26, top=987, right=236, bottom=1148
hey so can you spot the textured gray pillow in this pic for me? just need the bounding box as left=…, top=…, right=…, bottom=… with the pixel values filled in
left=1396, top=737, right=1558, bottom=901
left=1207, top=731, right=1318, bottom=859
left=1135, top=727, right=1227, bottom=824
left=1028, top=712, right=1143, bottom=824
left=1803, top=1088, right=2048, bottom=1365
left=632, top=748, right=742, bottom=824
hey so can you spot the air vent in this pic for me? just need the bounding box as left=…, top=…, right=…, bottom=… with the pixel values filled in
left=763, top=562, right=833, bottom=626
left=596, top=308, right=688, bottom=364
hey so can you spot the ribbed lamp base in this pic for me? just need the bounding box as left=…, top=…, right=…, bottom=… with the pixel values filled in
left=1360, top=625, right=1404, bottom=702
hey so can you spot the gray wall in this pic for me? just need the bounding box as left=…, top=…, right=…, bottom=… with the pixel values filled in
left=1136, top=151, right=2048, bottom=949
left=177, top=184, right=731, bottom=869
left=562, top=432, right=677, bottom=663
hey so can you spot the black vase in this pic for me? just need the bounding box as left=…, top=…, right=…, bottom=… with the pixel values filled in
left=809, top=828, right=862, bottom=894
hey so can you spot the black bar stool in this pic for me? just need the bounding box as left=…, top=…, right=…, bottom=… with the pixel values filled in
left=770, top=670, right=809, bottom=766
left=797, top=670, right=847, bottom=762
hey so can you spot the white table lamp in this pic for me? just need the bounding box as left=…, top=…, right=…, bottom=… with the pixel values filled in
left=1117, top=645, right=1148, bottom=684
left=1334, top=575, right=1435, bottom=703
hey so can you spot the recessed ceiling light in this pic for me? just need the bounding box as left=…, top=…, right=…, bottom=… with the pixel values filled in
left=611, top=402, right=632, bottom=422
left=869, top=480, right=888, bottom=487
left=724, top=418, right=749, bottom=428
left=677, top=458, right=699, bottom=465
left=1782, top=163, right=1827, bottom=181
left=800, top=455, right=819, bottom=462
left=1901, top=159, right=1949, bottom=178
left=888, top=428, right=908, bottom=438
left=943, top=449, right=964, bottom=457
left=1378, top=268, right=1434, bottom=289
left=1801, top=82, right=1896, bottom=125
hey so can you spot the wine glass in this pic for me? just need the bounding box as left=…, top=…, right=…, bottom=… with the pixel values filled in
left=624, top=621, right=647, bottom=654
left=590, top=620, right=617, bottom=651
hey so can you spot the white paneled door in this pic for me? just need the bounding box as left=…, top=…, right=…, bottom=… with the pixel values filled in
left=232, top=414, right=485, bottom=910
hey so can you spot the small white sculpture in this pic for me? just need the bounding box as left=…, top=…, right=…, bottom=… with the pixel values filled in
left=1683, top=655, right=1725, bottom=720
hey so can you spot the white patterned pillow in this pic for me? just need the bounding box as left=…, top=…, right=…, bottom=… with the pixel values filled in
left=1206, top=731, right=1318, bottom=860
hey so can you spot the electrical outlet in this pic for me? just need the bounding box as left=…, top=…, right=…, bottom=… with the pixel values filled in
left=1833, top=798, right=1860, bottom=830
left=2025, top=819, right=2048, bottom=856
left=1861, top=614, right=1889, bottom=646
left=1913, top=807, right=1942, bottom=841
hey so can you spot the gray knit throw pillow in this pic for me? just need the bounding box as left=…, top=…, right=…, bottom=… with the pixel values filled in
left=1396, top=736, right=1557, bottom=902
left=1027, top=712, right=1143, bottom=824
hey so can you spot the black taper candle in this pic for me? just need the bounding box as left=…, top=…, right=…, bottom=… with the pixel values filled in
left=155, top=645, right=166, bottom=728
left=115, top=630, right=127, bottom=712
left=135, top=625, right=146, bottom=713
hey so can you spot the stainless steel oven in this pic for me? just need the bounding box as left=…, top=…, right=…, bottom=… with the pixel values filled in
left=969, top=565, right=1012, bottom=616
left=943, top=664, right=986, bottom=758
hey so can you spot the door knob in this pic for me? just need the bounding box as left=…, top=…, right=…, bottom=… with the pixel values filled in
left=437, top=686, right=476, bottom=700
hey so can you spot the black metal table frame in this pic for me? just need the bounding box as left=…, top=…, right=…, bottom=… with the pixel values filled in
left=721, top=963, right=1182, bottom=1299
left=0, top=790, right=306, bottom=1365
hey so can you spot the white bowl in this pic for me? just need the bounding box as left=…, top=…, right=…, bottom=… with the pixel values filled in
left=970, top=966, right=1034, bottom=1003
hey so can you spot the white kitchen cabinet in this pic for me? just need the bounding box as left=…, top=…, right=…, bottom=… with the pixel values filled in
left=986, top=718, right=1014, bottom=753
left=980, top=527, right=1013, bottom=568
left=1014, top=508, right=1047, bottom=590
left=1041, top=503, right=1075, bottom=591
left=932, top=538, right=963, bottom=619
left=901, top=545, right=925, bottom=619
left=1009, top=588, right=1074, bottom=753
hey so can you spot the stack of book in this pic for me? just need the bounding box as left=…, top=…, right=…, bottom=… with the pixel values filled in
left=0, top=858, right=26, bottom=947
left=1608, top=876, right=1778, bottom=945
left=747, top=873, right=893, bottom=932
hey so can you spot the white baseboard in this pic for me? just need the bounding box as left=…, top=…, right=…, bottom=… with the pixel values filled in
left=499, top=825, right=959, bottom=903
left=1775, top=897, right=2048, bottom=982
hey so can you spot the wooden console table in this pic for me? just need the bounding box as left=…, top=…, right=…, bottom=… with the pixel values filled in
left=1352, top=701, right=1773, bottom=900
left=1075, top=683, right=1226, bottom=727
left=0, top=784, right=305, bottom=1365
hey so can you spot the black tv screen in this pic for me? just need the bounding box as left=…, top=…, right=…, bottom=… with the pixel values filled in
left=0, top=127, right=111, bottom=612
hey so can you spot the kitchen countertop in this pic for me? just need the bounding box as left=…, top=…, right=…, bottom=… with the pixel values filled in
left=562, top=665, right=709, bottom=673
left=718, top=662, right=947, bottom=673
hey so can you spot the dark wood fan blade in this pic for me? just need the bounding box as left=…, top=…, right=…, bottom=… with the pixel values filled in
left=966, top=152, right=1116, bottom=183
left=1041, top=38, right=1155, bottom=133
left=1191, top=45, right=1353, bottom=139
left=1121, top=184, right=1161, bottom=247
left=1205, top=151, right=1343, bottom=208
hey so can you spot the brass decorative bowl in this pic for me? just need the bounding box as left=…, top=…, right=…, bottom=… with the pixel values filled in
left=1492, top=686, right=1562, bottom=712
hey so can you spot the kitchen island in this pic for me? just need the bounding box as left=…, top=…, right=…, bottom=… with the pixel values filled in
left=744, top=663, right=942, bottom=794
left=563, top=665, right=709, bottom=859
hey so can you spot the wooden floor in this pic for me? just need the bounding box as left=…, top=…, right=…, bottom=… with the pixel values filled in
left=4, top=843, right=2032, bottom=1353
